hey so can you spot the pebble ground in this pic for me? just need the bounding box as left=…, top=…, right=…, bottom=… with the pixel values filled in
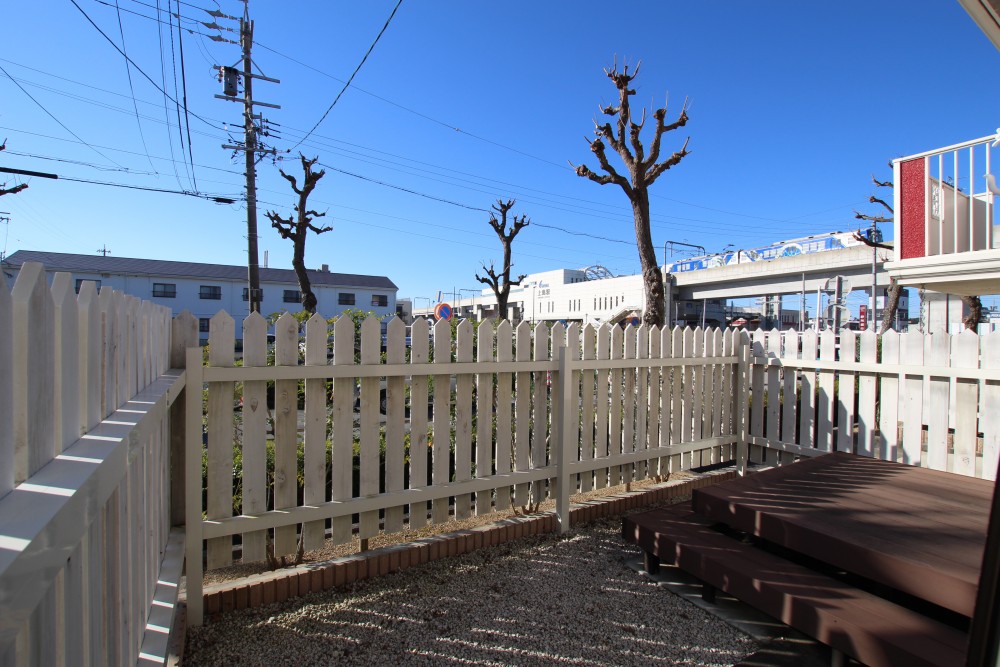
left=185, top=516, right=756, bottom=666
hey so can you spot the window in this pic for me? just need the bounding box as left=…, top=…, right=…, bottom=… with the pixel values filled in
left=75, top=278, right=101, bottom=294
left=199, top=318, right=210, bottom=333
left=152, top=283, right=176, bottom=298
left=371, top=294, right=388, bottom=307
left=283, top=290, right=301, bottom=303
left=339, top=292, right=355, bottom=306
left=242, top=288, right=264, bottom=301
left=199, top=285, right=222, bottom=300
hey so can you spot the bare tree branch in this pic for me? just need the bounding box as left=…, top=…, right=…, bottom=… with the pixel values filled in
left=478, top=199, right=530, bottom=320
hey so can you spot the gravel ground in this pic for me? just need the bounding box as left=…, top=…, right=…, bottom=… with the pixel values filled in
left=185, top=515, right=757, bottom=666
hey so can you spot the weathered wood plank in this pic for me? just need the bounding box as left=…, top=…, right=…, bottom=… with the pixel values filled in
left=475, top=320, right=495, bottom=515
left=780, top=329, right=798, bottom=453
left=77, top=282, right=102, bottom=435
left=879, top=331, right=901, bottom=463
left=765, top=329, right=781, bottom=465
left=0, top=270, right=12, bottom=498
left=531, top=322, right=550, bottom=506
left=926, top=333, right=950, bottom=472
left=952, top=330, right=978, bottom=477
left=514, top=321, right=532, bottom=506
left=634, top=325, right=649, bottom=480
left=272, top=312, right=300, bottom=556
left=711, top=329, right=726, bottom=464
left=240, top=313, right=268, bottom=561
left=982, top=331, right=1000, bottom=481
left=206, top=310, right=235, bottom=569
left=494, top=320, right=513, bottom=511
left=901, top=331, right=925, bottom=467
left=817, top=330, right=837, bottom=453
left=622, top=325, right=637, bottom=483
left=837, top=330, right=857, bottom=455
left=11, top=262, right=55, bottom=485
left=565, top=323, right=581, bottom=493
left=453, top=320, right=474, bottom=521
left=609, top=325, right=625, bottom=482
left=359, top=317, right=381, bottom=539
left=303, top=314, right=328, bottom=550
left=407, top=318, right=430, bottom=529
left=594, top=325, right=611, bottom=490
left=690, top=327, right=705, bottom=467
left=749, top=329, right=765, bottom=464
left=658, top=326, right=673, bottom=475
left=721, top=328, right=735, bottom=462
left=580, top=325, right=597, bottom=492
left=51, top=273, right=81, bottom=455
left=647, top=326, right=661, bottom=478
left=669, top=327, right=684, bottom=473
left=798, top=330, right=817, bottom=452
left=431, top=318, right=452, bottom=524
left=384, top=317, right=407, bottom=532
left=858, top=331, right=879, bottom=457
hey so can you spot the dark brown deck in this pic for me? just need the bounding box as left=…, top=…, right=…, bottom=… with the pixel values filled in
left=624, top=503, right=970, bottom=667
left=692, top=452, right=992, bottom=618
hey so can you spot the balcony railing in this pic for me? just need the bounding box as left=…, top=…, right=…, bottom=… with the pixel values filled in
left=893, top=134, right=997, bottom=261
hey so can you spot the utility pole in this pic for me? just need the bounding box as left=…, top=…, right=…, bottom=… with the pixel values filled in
left=214, top=1, right=280, bottom=314
left=0, top=213, right=9, bottom=263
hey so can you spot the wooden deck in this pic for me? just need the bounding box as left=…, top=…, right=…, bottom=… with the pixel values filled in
left=623, top=453, right=994, bottom=666
left=693, top=452, right=992, bottom=618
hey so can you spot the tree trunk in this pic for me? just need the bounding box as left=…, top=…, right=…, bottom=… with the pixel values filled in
left=632, top=191, right=665, bottom=327
left=291, top=239, right=316, bottom=314
left=962, top=295, right=983, bottom=331
left=878, top=280, right=903, bottom=334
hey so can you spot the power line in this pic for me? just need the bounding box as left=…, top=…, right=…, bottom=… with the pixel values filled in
left=0, top=63, right=126, bottom=169
left=317, top=162, right=488, bottom=212
left=69, top=0, right=223, bottom=131
left=290, top=0, right=404, bottom=151
left=174, top=0, right=199, bottom=190
left=114, top=0, right=158, bottom=173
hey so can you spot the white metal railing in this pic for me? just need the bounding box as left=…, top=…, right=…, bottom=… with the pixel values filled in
left=893, top=133, right=997, bottom=260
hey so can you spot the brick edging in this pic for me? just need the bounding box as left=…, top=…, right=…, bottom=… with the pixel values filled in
left=193, top=470, right=736, bottom=620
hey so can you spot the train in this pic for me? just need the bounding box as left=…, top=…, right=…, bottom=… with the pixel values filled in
left=664, top=231, right=865, bottom=274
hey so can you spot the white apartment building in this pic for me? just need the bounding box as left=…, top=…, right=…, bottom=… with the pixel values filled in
left=420, top=267, right=728, bottom=328
left=2, top=250, right=398, bottom=342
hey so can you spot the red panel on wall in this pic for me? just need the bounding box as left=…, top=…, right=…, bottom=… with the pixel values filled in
left=900, top=158, right=925, bottom=260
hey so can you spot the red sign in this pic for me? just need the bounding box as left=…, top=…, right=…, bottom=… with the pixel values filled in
left=859, top=305, right=867, bottom=330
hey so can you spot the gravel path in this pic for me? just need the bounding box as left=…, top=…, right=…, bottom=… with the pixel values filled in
left=185, top=516, right=756, bottom=666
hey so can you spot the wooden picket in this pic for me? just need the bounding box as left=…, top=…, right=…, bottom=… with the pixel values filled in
left=1, top=262, right=179, bottom=662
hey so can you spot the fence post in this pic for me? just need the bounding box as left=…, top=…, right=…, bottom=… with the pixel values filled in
left=169, top=312, right=197, bottom=527
left=556, top=345, right=573, bottom=533
left=184, top=345, right=205, bottom=627
left=736, top=330, right=750, bottom=476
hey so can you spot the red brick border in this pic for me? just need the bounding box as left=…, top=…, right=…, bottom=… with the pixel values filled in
left=193, top=471, right=735, bottom=622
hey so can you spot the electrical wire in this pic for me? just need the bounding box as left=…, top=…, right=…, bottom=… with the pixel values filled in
left=290, top=0, right=404, bottom=151
left=114, top=0, right=158, bottom=173
left=317, top=162, right=488, bottom=212
left=174, top=0, right=198, bottom=190
left=0, top=63, right=126, bottom=170
left=69, top=0, right=223, bottom=130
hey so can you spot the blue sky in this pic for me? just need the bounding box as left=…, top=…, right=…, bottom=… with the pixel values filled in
left=2, top=1, right=1000, bottom=310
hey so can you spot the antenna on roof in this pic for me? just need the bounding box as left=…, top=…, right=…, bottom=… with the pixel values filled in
left=96, top=244, right=111, bottom=257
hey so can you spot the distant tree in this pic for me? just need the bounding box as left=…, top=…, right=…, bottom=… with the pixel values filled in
left=266, top=154, right=330, bottom=314
left=855, top=171, right=985, bottom=332
left=475, top=199, right=529, bottom=321
left=572, top=60, right=689, bottom=328
left=0, top=141, right=27, bottom=198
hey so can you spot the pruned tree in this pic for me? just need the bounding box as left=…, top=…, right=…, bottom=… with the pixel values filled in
left=572, top=60, right=689, bottom=328
left=265, top=154, right=330, bottom=314
left=854, top=171, right=985, bottom=333
left=0, top=141, right=27, bottom=198
left=475, top=199, right=529, bottom=321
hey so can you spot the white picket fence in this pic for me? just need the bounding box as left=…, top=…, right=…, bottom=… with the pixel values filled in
left=745, top=328, right=1000, bottom=480
left=0, top=263, right=184, bottom=666
left=183, top=312, right=740, bottom=624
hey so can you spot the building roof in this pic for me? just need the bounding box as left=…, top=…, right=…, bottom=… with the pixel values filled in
left=2, top=250, right=397, bottom=290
